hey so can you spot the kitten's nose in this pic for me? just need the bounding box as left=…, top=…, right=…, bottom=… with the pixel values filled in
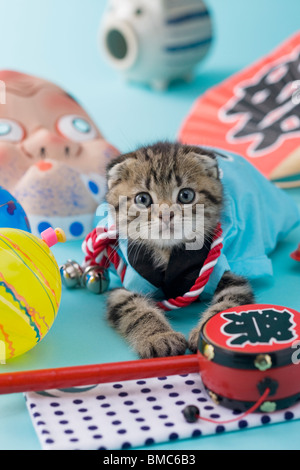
left=159, top=211, right=175, bottom=226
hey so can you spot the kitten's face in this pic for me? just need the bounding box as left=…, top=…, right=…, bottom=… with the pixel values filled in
left=106, top=143, right=223, bottom=250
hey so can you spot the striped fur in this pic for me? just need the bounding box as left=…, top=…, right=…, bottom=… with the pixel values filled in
left=105, top=142, right=255, bottom=358
left=188, top=271, right=255, bottom=353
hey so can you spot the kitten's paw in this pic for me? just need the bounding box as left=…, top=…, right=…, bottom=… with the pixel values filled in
left=188, top=326, right=201, bottom=354
left=107, top=288, right=133, bottom=308
left=138, top=331, right=187, bottom=359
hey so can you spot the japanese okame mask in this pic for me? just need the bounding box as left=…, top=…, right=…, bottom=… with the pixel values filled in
left=0, top=71, right=119, bottom=239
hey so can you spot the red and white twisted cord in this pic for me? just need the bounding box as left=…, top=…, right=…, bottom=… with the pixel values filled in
left=82, top=224, right=223, bottom=311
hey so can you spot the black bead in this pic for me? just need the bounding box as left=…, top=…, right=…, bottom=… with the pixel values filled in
left=182, top=405, right=200, bottom=423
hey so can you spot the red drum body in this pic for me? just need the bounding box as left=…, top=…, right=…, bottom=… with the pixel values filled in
left=198, top=304, right=300, bottom=412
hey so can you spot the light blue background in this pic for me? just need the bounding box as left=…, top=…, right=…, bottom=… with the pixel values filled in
left=0, top=0, right=300, bottom=450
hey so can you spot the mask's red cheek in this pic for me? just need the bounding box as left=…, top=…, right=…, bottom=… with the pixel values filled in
left=0, top=145, right=11, bottom=163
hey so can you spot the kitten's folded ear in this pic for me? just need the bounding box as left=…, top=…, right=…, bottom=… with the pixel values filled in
left=106, top=152, right=137, bottom=189
left=188, top=147, right=220, bottom=179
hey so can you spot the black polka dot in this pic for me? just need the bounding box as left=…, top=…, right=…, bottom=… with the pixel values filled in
left=169, top=433, right=179, bottom=440
left=119, top=392, right=128, bottom=397
left=169, top=393, right=179, bottom=398
left=141, top=426, right=150, bottom=431
left=50, top=402, right=60, bottom=407
left=145, top=438, right=155, bottom=445
left=147, top=397, right=157, bottom=402
left=238, top=420, right=248, bottom=429
left=121, top=442, right=132, bottom=449
left=124, top=400, right=134, bottom=406
left=192, top=429, right=202, bottom=438
left=141, top=388, right=151, bottom=393
left=96, top=395, right=106, bottom=400
left=137, top=380, right=146, bottom=385
left=261, top=415, right=271, bottom=424
left=118, top=429, right=127, bottom=434
left=185, top=380, right=195, bottom=385
left=284, top=411, right=294, bottom=420
left=113, top=384, right=123, bottom=389
left=73, top=399, right=83, bottom=405
left=232, top=409, right=243, bottom=415
left=216, top=425, right=225, bottom=433
left=163, top=384, right=173, bottom=389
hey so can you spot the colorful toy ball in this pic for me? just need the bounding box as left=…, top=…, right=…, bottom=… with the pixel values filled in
left=0, top=227, right=65, bottom=361
left=0, top=186, right=31, bottom=232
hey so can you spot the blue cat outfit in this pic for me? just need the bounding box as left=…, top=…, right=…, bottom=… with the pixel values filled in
left=93, top=149, right=300, bottom=302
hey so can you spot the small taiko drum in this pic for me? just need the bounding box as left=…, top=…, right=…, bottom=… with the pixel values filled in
left=198, top=304, right=300, bottom=412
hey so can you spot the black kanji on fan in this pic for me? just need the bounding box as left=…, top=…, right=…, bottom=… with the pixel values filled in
left=222, top=309, right=296, bottom=346
left=223, top=51, right=300, bottom=154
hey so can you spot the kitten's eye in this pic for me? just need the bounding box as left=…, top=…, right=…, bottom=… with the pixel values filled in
left=135, top=192, right=152, bottom=208
left=178, top=188, right=195, bottom=204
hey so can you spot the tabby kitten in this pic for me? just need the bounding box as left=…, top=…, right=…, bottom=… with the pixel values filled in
left=105, top=142, right=255, bottom=358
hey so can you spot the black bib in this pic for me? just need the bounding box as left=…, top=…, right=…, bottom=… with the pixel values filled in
left=127, top=240, right=211, bottom=299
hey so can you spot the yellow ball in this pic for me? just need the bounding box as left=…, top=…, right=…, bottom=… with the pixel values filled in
left=0, top=228, right=62, bottom=361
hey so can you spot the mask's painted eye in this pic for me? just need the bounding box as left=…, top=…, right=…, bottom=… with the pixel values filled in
left=178, top=188, right=195, bottom=204
left=57, top=115, right=98, bottom=142
left=0, top=119, right=25, bottom=142
left=135, top=192, right=152, bottom=208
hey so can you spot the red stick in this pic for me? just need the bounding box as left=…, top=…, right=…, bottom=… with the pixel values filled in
left=0, top=355, right=199, bottom=395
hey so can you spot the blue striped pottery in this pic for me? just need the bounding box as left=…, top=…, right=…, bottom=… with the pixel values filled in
left=99, top=0, right=213, bottom=89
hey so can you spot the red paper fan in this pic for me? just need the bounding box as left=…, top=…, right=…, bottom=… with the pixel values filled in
left=179, top=32, right=300, bottom=187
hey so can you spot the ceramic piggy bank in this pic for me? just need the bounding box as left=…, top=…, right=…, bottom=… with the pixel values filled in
left=99, top=0, right=213, bottom=90
left=0, top=71, right=119, bottom=240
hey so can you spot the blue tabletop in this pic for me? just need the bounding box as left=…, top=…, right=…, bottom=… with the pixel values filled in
left=0, top=0, right=300, bottom=450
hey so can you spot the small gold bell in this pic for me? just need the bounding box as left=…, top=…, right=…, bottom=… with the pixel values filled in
left=81, top=266, right=110, bottom=294
left=60, top=260, right=83, bottom=289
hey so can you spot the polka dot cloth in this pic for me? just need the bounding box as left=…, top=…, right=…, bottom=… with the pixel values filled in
left=25, top=373, right=300, bottom=450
